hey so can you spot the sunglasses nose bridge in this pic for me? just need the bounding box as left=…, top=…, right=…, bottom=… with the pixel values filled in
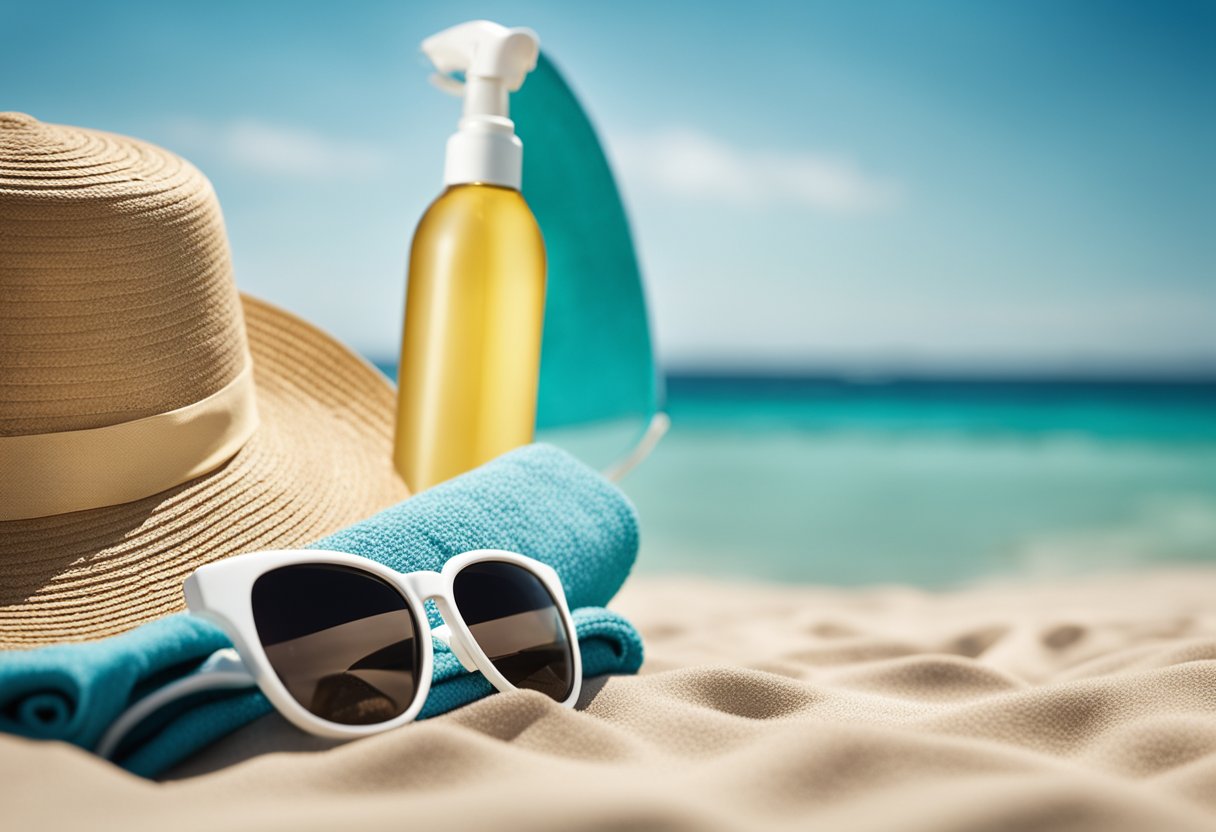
left=430, top=623, right=479, bottom=673
left=403, top=570, right=446, bottom=601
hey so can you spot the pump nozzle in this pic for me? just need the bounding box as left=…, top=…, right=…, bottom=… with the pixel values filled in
left=423, top=20, right=539, bottom=100
left=421, top=20, right=541, bottom=189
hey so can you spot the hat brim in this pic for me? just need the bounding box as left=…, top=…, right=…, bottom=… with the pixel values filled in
left=0, top=294, right=408, bottom=649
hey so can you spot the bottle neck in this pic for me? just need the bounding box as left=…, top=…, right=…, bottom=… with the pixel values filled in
left=443, top=120, right=522, bottom=189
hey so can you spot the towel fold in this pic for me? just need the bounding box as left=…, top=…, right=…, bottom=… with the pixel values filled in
left=0, top=444, right=644, bottom=777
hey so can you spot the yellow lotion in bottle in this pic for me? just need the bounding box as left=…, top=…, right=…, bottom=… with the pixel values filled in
left=394, top=21, right=545, bottom=491
left=396, top=183, right=545, bottom=490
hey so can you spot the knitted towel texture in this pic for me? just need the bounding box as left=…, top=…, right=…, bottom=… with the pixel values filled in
left=0, top=444, right=644, bottom=777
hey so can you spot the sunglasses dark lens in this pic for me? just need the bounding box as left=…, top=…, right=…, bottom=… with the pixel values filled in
left=251, top=564, right=421, bottom=725
left=452, top=560, right=574, bottom=702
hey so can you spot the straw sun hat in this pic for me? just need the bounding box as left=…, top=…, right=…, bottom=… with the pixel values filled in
left=0, top=113, right=408, bottom=649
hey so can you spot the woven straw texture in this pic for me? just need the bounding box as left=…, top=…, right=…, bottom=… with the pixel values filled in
left=0, top=111, right=246, bottom=434
left=0, top=114, right=407, bottom=648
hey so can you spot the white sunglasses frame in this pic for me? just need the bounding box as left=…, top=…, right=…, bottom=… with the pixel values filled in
left=183, top=548, right=583, bottom=739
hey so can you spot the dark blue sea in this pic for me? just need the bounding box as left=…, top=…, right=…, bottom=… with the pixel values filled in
left=381, top=365, right=1216, bottom=586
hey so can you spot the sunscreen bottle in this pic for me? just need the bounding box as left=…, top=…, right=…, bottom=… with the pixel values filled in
left=393, top=21, right=545, bottom=492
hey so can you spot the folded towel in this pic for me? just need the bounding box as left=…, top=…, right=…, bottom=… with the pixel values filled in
left=0, top=444, right=644, bottom=777
left=0, top=607, right=642, bottom=778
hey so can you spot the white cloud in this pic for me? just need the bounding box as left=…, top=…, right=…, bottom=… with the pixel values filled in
left=163, top=118, right=391, bottom=179
left=609, top=127, right=901, bottom=215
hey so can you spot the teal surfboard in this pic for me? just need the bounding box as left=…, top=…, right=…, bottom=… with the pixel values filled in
left=515, top=54, right=663, bottom=452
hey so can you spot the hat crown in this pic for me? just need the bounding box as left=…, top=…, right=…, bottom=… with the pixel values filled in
left=0, top=113, right=247, bottom=436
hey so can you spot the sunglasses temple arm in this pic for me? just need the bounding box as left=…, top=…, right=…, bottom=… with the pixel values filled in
left=94, top=648, right=256, bottom=761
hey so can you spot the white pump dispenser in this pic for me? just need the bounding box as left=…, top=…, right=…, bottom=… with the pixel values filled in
left=422, top=20, right=540, bottom=189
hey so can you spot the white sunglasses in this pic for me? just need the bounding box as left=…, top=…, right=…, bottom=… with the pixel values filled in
left=97, top=549, right=581, bottom=756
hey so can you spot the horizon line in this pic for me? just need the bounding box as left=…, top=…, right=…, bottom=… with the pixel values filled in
left=367, top=357, right=1216, bottom=385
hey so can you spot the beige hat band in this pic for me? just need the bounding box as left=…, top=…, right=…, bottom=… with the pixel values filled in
left=0, top=357, right=259, bottom=521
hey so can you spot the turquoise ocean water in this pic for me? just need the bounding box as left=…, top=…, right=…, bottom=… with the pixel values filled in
left=381, top=365, right=1216, bottom=588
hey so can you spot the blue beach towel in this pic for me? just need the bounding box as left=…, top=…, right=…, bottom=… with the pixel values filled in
left=0, top=444, right=644, bottom=778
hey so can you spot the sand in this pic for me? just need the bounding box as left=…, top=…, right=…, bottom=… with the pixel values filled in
left=2, top=569, right=1215, bottom=831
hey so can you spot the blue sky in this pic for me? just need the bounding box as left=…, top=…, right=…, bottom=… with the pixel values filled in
left=3, top=0, right=1214, bottom=373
